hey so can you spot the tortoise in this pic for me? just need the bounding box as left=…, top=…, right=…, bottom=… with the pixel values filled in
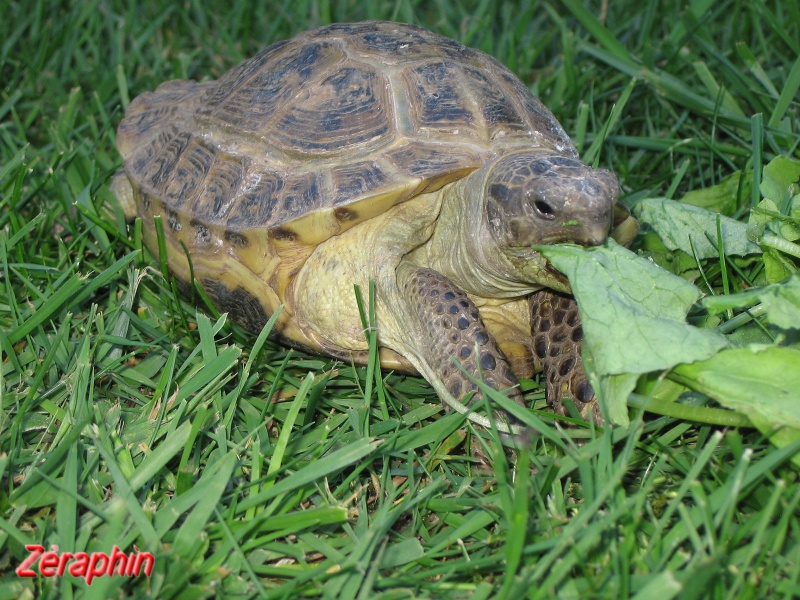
left=112, top=21, right=638, bottom=433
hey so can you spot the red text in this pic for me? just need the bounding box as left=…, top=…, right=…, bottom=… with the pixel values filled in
left=16, top=545, right=154, bottom=585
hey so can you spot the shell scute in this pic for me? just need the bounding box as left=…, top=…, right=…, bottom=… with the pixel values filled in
left=160, top=137, right=216, bottom=206
left=356, top=28, right=434, bottom=61
left=140, top=130, right=192, bottom=195
left=280, top=173, right=321, bottom=221
left=494, top=68, right=574, bottom=152
left=346, top=23, right=467, bottom=64
left=196, top=40, right=288, bottom=118
left=190, top=218, right=212, bottom=246
left=386, top=142, right=486, bottom=185
left=267, top=63, right=393, bottom=157
left=200, top=41, right=346, bottom=136
left=191, top=156, right=246, bottom=221
left=460, top=66, right=530, bottom=137
left=330, top=160, right=395, bottom=206
left=403, top=61, right=479, bottom=138
left=226, top=172, right=285, bottom=228
left=119, top=80, right=213, bottom=158
left=117, top=104, right=179, bottom=154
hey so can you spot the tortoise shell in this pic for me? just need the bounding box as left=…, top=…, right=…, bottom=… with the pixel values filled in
left=118, top=21, right=576, bottom=246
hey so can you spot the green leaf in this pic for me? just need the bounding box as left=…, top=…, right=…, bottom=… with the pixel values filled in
left=750, top=198, right=800, bottom=242
left=591, top=372, right=639, bottom=426
left=751, top=158, right=800, bottom=251
left=672, top=346, right=800, bottom=433
left=679, top=170, right=751, bottom=216
left=760, top=156, right=800, bottom=207
left=540, top=242, right=729, bottom=376
left=8, top=251, right=140, bottom=344
left=539, top=242, right=730, bottom=425
left=762, top=248, right=797, bottom=283
left=635, top=198, right=762, bottom=258
left=129, top=420, right=193, bottom=490
left=748, top=412, right=800, bottom=468
left=245, top=506, right=349, bottom=532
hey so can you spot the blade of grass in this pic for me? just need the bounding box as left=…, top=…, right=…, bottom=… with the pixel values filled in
left=8, top=251, right=139, bottom=344
left=237, top=438, right=382, bottom=511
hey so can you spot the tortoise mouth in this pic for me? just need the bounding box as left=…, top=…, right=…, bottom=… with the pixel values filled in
left=539, top=222, right=610, bottom=247
left=498, top=222, right=610, bottom=250
left=502, top=246, right=571, bottom=292
left=533, top=233, right=588, bottom=246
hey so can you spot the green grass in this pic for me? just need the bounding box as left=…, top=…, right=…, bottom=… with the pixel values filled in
left=2, top=0, right=799, bottom=598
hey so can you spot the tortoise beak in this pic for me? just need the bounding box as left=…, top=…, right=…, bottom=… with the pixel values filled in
left=580, top=222, right=611, bottom=247
left=541, top=221, right=610, bottom=246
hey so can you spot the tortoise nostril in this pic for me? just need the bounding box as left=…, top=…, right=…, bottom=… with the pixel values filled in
left=534, top=199, right=555, bottom=219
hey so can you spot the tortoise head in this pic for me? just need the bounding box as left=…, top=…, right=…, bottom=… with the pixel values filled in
left=483, top=151, right=618, bottom=250
left=455, top=150, right=621, bottom=290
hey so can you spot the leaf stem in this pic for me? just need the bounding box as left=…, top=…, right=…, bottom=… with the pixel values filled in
left=628, top=393, right=753, bottom=427
left=761, top=233, right=800, bottom=259
left=716, top=303, right=767, bottom=333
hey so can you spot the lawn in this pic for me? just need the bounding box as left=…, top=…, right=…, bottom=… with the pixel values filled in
left=1, top=0, right=799, bottom=598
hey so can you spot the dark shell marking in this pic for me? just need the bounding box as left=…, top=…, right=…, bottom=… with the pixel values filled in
left=120, top=20, right=576, bottom=240
left=404, top=61, right=477, bottom=135
left=202, top=279, right=269, bottom=333
left=530, top=290, right=601, bottom=423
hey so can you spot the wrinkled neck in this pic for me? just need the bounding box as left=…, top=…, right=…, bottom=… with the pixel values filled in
left=406, top=177, right=539, bottom=298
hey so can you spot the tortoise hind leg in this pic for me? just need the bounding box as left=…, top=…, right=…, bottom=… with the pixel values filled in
left=529, top=290, right=602, bottom=425
left=394, top=263, right=524, bottom=431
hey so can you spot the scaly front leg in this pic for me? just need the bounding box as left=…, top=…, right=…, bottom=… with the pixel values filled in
left=394, top=263, right=524, bottom=432
left=529, top=290, right=601, bottom=424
